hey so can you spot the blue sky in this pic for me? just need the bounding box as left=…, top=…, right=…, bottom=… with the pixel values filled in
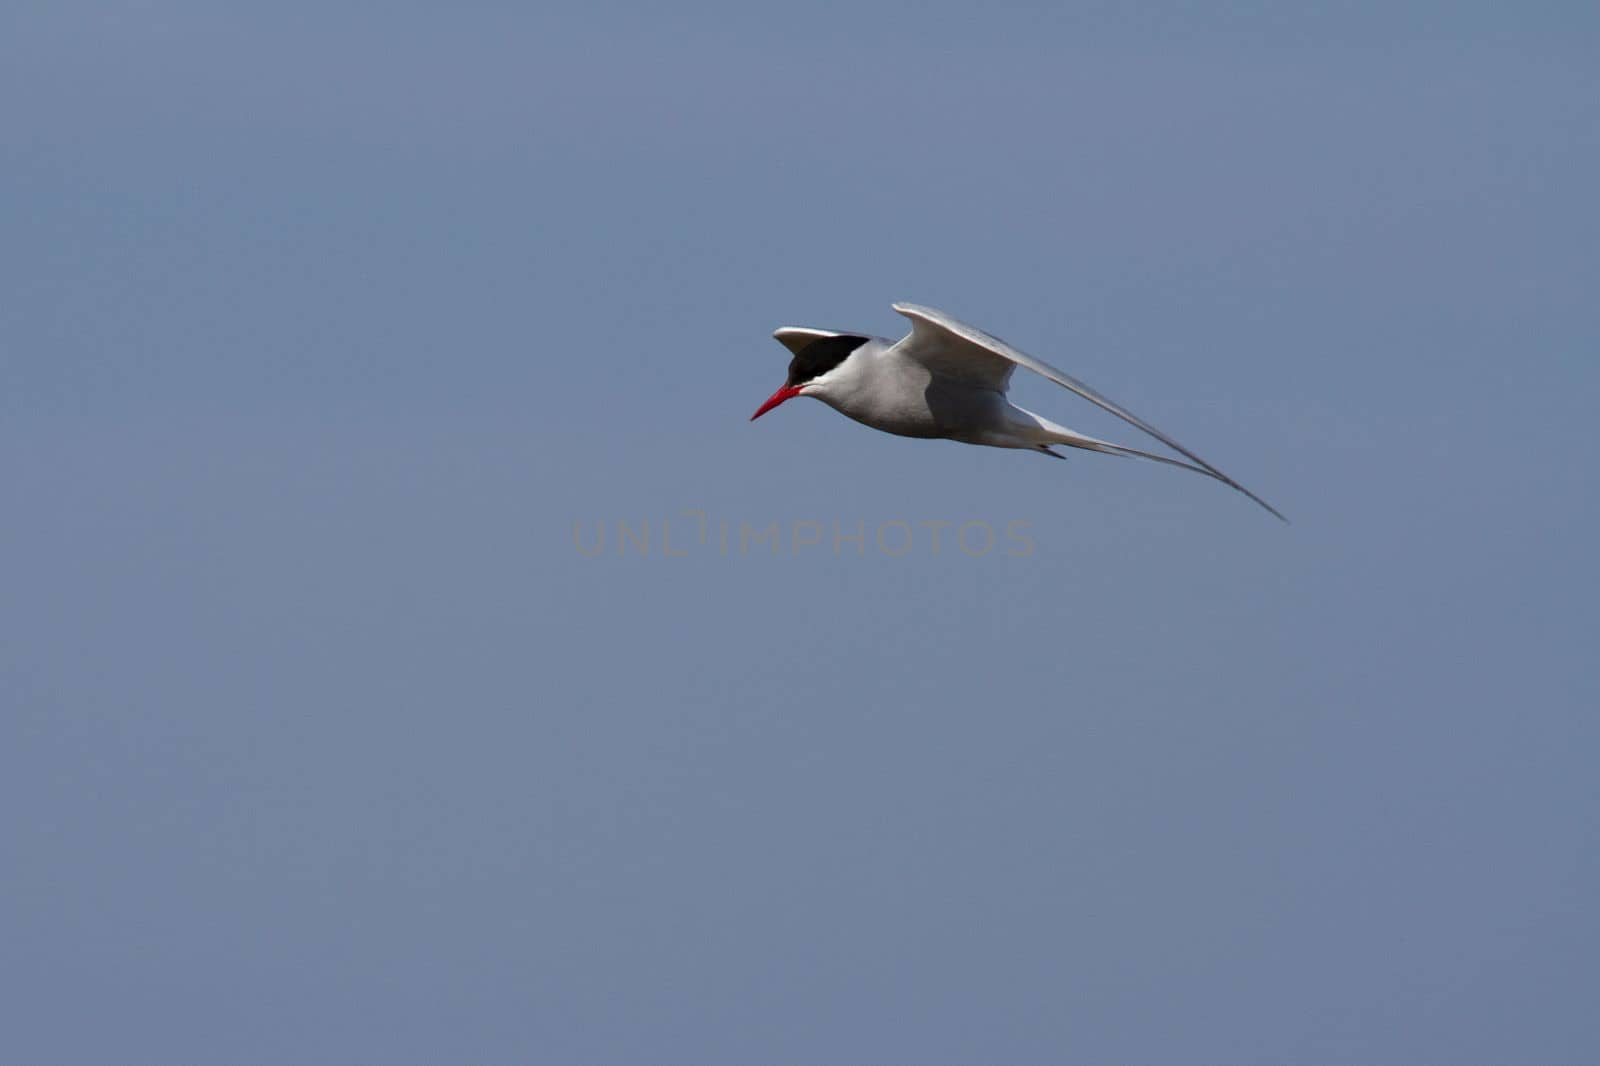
left=4, top=4, right=1598, bottom=1063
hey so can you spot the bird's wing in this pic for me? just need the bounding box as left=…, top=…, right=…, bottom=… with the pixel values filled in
left=891, top=302, right=1286, bottom=521
left=774, top=327, right=853, bottom=357
left=886, top=307, right=1017, bottom=391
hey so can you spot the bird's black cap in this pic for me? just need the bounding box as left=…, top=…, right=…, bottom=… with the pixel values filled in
left=786, top=334, right=869, bottom=387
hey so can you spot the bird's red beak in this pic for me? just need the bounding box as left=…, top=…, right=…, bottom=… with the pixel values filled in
left=750, top=384, right=802, bottom=421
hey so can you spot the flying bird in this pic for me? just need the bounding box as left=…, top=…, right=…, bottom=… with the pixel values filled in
left=751, top=302, right=1285, bottom=521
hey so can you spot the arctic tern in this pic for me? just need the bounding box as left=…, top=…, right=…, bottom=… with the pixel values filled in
left=750, top=302, right=1285, bottom=521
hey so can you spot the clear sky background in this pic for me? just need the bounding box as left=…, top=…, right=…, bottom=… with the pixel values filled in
left=4, top=3, right=1598, bottom=1063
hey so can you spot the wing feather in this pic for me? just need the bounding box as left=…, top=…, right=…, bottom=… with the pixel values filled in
left=774, top=327, right=852, bottom=357
left=892, top=302, right=1286, bottom=521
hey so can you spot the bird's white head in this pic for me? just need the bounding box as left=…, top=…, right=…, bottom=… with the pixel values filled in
left=750, top=332, right=870, bottom=421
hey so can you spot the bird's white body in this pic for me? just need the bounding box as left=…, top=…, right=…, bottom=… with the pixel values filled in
left=755, top=303, right=1284, bottom=520
left=799, top=335, right=1059, bottom=449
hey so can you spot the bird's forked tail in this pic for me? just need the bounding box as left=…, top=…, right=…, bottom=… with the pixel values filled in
left=1010, top=406, right=1288, bottom=522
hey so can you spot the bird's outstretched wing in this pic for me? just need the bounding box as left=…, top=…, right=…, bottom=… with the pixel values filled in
left=773, top=327, right=855, bottom=357
left=891, top=302, right=1286, bottom=521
